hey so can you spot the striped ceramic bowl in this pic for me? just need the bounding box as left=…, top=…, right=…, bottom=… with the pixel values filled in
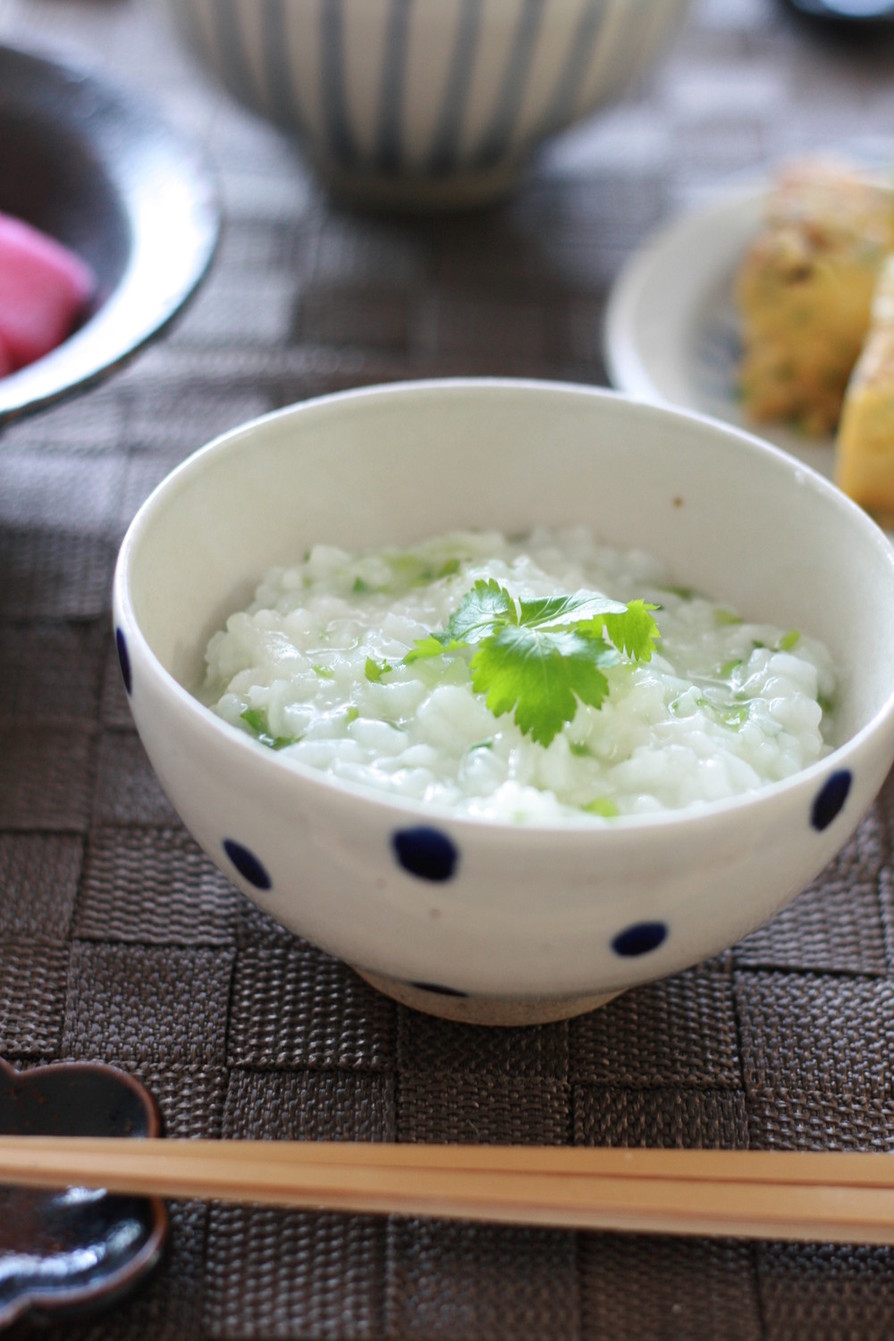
left=159, top=0, right=692, bottom=209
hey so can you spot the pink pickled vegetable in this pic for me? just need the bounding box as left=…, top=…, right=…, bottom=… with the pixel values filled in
left=0, top=211, right=95, bottom=373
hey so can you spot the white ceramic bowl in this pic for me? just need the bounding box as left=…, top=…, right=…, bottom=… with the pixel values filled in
left=157, top=0, right=692, bottom=209
left=113, top=379, right=894, bottom=1024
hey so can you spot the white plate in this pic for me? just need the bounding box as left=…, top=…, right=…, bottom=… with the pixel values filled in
left=603, top=183, right=837, bottom=481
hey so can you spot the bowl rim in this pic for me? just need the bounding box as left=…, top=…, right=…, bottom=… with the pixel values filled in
left=114, top=375, right=894, bottom=836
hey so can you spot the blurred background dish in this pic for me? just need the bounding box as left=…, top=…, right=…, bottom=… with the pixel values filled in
left=0, top=42, right=220, bottom=428
left=156, top=0, right=693, bottom=211
left=779, top=0, right=894, bottom=26
left=604, top=159, right=894, bottom=504
left=603, top=181, right=841, bottom=476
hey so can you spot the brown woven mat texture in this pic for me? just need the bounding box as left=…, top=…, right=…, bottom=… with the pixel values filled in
left=4, top=0, right=894, bottom=1336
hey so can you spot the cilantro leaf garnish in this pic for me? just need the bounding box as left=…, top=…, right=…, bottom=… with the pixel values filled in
left=508, top=590, right=627, bottom=628
left=598, top=600, right=664, bottom=661
left=403, top=580, right=514, bottom=664
left=470, top=624, right=616, bottom=745
left=582, top=797, right=620, bottom=818
left=671, top=693, right=749, bottom=731
left=714, top=701, right=749, bottom=729
left=403, top=635, right=458, bottom=665
left=444, top=578, right=516, bottom=644
left=400, top=579, right=660, bottom=747
left=240, top=707, right=299, bottom=751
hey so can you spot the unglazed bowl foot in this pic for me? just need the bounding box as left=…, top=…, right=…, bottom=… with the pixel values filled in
left=352, top=968, right=621, bottom=1025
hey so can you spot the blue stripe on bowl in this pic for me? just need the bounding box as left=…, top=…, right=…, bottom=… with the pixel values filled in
left=213, top=0, right=261, bottom=110
left=628, top=0, right=680, bottom=82
left=180, top=0, right=212, bottom=65
left=428, top=0, right=484, bottom=175
left=321, top=0, right=358, bottom=168
left=375, top=0, right=413, bottom=172
left=473, top=0, right=547, bottom=171
left=537, top=0, right=609, bottom=142
left=259, top=0, right=309, bottom=136
left=603, top=0, right=663, bottom=97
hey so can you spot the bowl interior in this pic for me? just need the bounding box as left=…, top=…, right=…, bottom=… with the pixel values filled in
left=0, top=54, right=130, bottom=305
left=122, top=381, right=894, bottom=752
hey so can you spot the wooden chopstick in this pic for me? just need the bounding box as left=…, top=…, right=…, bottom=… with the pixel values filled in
left=2, top=1140, right=894, bottom=1243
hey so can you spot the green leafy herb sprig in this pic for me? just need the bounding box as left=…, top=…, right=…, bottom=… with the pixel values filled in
left=368, top=579, right=660, bottom=748
left=240, top=707, right=299, bottom=751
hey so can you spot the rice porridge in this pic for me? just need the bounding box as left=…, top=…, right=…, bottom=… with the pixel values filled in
left=199, top=527, right=836, bottom=823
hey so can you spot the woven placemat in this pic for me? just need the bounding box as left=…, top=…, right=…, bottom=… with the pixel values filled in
left=4, top=0, right=894, bottom=1336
